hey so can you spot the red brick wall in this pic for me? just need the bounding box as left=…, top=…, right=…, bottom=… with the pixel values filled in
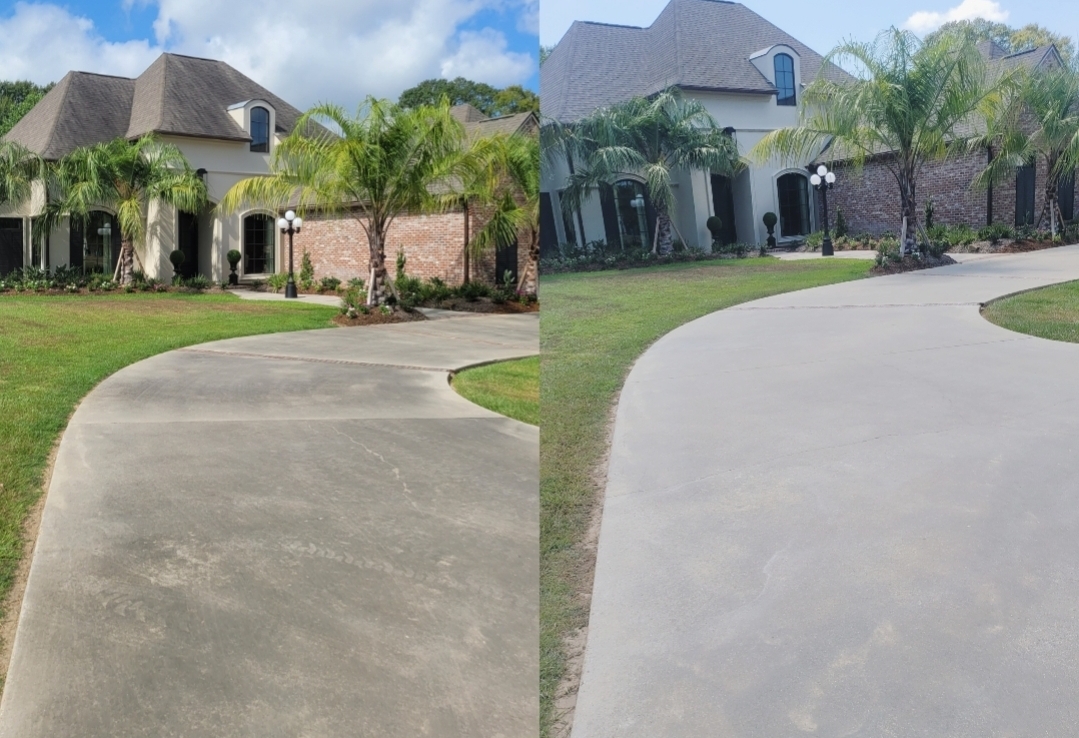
left=829, top=148, right=1075, bottom=235
left=291, top=205, right=528, bottom=287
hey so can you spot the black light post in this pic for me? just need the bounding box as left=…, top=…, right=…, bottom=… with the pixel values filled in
left=810, top=164, right=836, bottom=257
left=277, top=210, right=302, bottom=299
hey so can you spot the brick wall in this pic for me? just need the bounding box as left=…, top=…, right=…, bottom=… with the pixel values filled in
left=290, top=204, right=527, bottom=287
left=829, top=148, right=1076, bottom=235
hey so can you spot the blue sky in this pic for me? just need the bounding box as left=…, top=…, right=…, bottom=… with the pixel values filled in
left=541, top=0, right=1078, bottom=56
left=0, top=0, right=538, bottom=110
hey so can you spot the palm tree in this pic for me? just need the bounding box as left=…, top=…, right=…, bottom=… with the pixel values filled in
left=969, top=64, right=1079, bottom=238
left=43, top=136, right=207, bottom=283
left=752, top=28, right=1005, bottom=254
left=548, top=88, right=742, bottom=255
left=466, top=132, right=539, bottom=295
left=0, top=140, right=41, bottom=207
left=220, top=98, right=468, bottom=306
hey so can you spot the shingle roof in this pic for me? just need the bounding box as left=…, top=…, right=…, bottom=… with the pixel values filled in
left=5, top=52, right=309, bottom=159
left=540, top=0, right=851, bottom=122
left=464, top=111, right=537, bottom=140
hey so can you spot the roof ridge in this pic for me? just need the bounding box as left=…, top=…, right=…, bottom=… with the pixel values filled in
left=577, top=20, right=644, bottom=30
left=159, top=51, right=227, bottom=64
left=69, top=70, right=134, bottom=81
left=157, top=53, right=170, bottom=134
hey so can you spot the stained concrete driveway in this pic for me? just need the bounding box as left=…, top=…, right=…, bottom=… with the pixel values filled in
left=572, top=246, right=1079, bottom=736
left=0, top=313, right=538, bottom=738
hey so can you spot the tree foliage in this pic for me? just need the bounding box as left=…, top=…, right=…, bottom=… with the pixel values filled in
left=925, top=19, right=1075, bottom=64
left=753, top=28, right=1008, bottom=253
left=220, top=98, right=471, bottom=306
left=548, top=87, right=742, bottom=254
left=0, top=80, right=54, bottom=137
left=399, top=77, right=538, bottom=116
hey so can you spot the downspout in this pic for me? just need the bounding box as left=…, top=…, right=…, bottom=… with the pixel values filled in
left=463, top=199, right=470, bottom=284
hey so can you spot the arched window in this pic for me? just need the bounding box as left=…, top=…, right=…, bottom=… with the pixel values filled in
left=243, top=214, right=275, bottom=274
left=777, top=173, right=811, bottom=237
left=250, top=106, right=270, bottom=152
left=774, top=54, right=796, bottom=106
left=601, top=179, right=653, bottom=250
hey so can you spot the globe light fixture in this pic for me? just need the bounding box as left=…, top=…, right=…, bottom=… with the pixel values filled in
left=810, top=164, right=836, bottom=257
left=279, top=210, right=302, bottom=298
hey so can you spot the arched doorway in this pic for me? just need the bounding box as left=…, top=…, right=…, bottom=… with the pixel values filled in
left=243, top=213, right=276, bottom=275
left=601, top=179, right=655, bottom=250
left=777, top=172, right=811, bottom=238
left=69, top=211, right=120, bottom=274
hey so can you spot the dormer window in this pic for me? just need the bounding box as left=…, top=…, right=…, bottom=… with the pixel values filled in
left=775, top=54, right=796, bottom=106
left=250, top=106, right=270, bottom=152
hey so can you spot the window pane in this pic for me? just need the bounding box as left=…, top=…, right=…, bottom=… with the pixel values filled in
left=775, top=54, right=796, bottom=106
left=250, top=107, right=269, bottom=153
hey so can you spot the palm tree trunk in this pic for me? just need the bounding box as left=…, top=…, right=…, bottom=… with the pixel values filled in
left=1042, top=178, right=1059, bottom=238
left=899, top=175, right=917, bottom=256
left=120, top=238, right=134, bottom=285
left=654, top=208, right=674, bottom=255
left=518, top=228, right=539, bottom=296
left=366, top=227, right=388, bottom=307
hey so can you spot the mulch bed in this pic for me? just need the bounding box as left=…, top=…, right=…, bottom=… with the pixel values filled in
left=332, top=310, right=428, bottom=327
left=420, top=297, right=539, bottom=313
left=871, top=254, right=958, bottom=275
left=950, top=239, right=1068, bottom=254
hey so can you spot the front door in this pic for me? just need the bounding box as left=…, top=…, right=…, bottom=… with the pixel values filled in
left=495, top=238, right=518, bottom=287
left=0, top=218, right=22, bottom=276
left=178, top=211, right=199, bottom=279
left=710, top=174, right=738, bottom=245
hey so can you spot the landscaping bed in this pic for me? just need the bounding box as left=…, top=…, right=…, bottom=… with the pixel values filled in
left=418, top=296, right=539, bottom=313
left=871, top=253, right=958, bottom=275
left=332, top=309, right=427, bottom=326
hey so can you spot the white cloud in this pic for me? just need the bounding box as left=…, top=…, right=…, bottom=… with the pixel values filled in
left=0, top=0, right=537, bottom=110
left=440, top=29, right=535, bottom=86
left=902, top=0, right=1009, bottom=34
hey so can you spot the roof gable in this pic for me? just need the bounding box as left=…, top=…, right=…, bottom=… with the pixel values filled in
left=541, top=0, right=851, bottom=122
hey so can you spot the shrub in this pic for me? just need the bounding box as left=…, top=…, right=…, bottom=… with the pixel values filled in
left=169, top=250, right=185, bottom=272
left=456, top=281, right=491, bottom=301
left=924, top=198, right=935, bottom=230
left=184, top=275, right=210, bottom=290
left=318, top=275, right=341, bottom=292
left=266, top=272, right=288, bottom=293
left=762, top=212, right=777, bottom=229
left=875, top=237, right=901, bottom=266
left=705, top=216, right=723, bottom=243
left=300, top=251, right=315, bottom=289
left=340, top=286, right=367, bottom=314
left=226, top=249, right=242, bottom=268
left=833, top=207, right=848, bottom=238
left=977, top=223, right=1014, bottom=243
left=348, top=277, right=365, bottom=291
left=806, top=231, right=824, bottom=250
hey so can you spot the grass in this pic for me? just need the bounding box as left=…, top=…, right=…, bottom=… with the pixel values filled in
left=0, top=292, right=337, bottom=647
left=539, top=257, right=874, bottom=736
left=982, top=279, right=1079, bottom=342
left=452, top=356, right=539, bottom=425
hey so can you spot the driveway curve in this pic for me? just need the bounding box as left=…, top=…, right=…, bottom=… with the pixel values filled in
left=572, top=246, right=1079, bottom=737
left=0, top=313, right=538, bottom=738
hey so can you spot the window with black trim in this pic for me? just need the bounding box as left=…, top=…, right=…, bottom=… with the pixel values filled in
left=243, top=214, right=275, bottom=273
left=777, top=173, right=810, bottom=236
left=774, top=54, right=796, bottom=106
left=250, top=106, right=270, bottom=153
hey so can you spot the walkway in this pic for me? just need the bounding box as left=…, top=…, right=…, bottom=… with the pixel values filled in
left=572, top=246, right=1079, bottom=736
left=0, top=314, right=538, bottom=737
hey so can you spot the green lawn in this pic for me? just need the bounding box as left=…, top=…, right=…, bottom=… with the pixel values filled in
left=0, top=293, right=336, bottom=649
left=453, top=356, right=539, bottom=425
left=539, top=257, right=874, bottom=735
left=982, top=280, right=1079, bottom=342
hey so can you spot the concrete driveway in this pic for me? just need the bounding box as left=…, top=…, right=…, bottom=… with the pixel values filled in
left=0, top=314, right=538, bottom=738
left=572, top=246, right=1079, bottom=736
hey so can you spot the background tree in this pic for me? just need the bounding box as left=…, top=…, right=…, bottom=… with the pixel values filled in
left=753, top=28, right=1004, bottom=255
left=43, top=136, right=207, bottom=284
left=969, top=64, right=1079, bottom=237
left=540, top=45, right=554, bottom=66
left=468, top=132, right=540, bottom=294
left=399, top=77, right=538, bottom=116
left=925, top=19, right=1075, bottom=64
left=221, top=98, right=469, bottom=306
left=0, top=80, right=53, bottom=137
left=550, top=88, right=742, bottom=254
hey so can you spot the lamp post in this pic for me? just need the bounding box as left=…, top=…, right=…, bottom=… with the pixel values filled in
left=630, top=193, right=648, bottom=250
left=809, top=164, right=836, bottom=257
left=277, top=210, right=302, bottom=299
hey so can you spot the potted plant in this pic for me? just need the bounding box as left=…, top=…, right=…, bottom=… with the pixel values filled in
left=226, top=249, right=241, bottom=285
left=168, top=249, right=185, bottom=285
left=762, top=212, right=778, bottom=249
left=705, top=215, right=723, bottom=247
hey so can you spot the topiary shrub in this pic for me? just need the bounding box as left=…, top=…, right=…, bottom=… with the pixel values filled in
left=705, top=215, right=723, bottom=244
left=226, top=249, right=241, bottom=286
left=762, top=212, right=778, bottom=248
left=169, top=250, right=185, bottom=284
left=834, top=207, right=848, bottom=238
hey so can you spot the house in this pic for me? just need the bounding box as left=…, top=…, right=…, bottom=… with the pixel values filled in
left=826, top=41, right=1076, bottom=236
left=2, top=53, right=313, bottom=282
left=291, top=103, right=538, bottom=288
left=539, top=0, right=851, bottom=254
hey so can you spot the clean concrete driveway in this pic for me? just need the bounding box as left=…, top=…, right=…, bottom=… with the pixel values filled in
left=0, top=314, right=538, bottom=738
left=573, top=246, right=1079, bottom=736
